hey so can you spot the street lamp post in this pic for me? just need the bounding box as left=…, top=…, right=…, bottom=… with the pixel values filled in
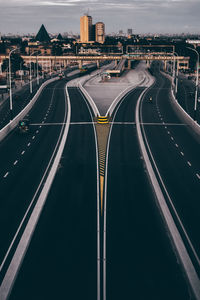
left=187, top=47, right=199, bottom=121
left=20, top=62, right=23, bottom=85
left=9, top=48, right=18, bottom=121
left=29, top=50, right=39, bottom=94
left=29, top=57, right=33, bottom=94
left=172, top=51, right=179, bottom=96
left=36, top=55, right=39, bottom=86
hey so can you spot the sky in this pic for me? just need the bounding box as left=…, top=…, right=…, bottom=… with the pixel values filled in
left=0, top=0, right=200, bottom=35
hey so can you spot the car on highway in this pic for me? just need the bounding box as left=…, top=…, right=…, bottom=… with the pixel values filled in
left=188, top=75, right=195, bottom=80
left=59, top=73, right=64, bottom=79
left=18, top=119, right=30, bottom=133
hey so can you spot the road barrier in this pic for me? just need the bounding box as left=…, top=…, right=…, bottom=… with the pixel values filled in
left=78, top=81, right=100, bottom=117
left=162, top=72, right=200, bottom=142
left=106, top=69, right=152, bottom=117
left=97, top=116, right=109, bottom=124
left=0, top=77, right=59, bottom=143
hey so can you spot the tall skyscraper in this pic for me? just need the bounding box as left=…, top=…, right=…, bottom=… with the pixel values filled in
left=127, top=28, right=133, bottom=35
left=80, top=14, right=92, bottom=43
left=95, top=22, right=105, bottom=44
left=91, top=24, right=96, bottom=42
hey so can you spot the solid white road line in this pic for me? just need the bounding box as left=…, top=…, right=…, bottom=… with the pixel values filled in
left=196, top=173, right=200, bottom=180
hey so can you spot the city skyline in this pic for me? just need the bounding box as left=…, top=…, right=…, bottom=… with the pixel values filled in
left=0, top=0, right=200, bottom=35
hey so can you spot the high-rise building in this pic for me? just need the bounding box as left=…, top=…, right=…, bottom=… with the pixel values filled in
left=95, top=22, right=105, bottom=44
left=80, top=14, right=92, bottom=43
left=127, top=28, right=133, bottom=35
left=91, top=24, right=96, bottom=42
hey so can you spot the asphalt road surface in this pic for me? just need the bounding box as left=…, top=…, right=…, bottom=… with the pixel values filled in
left=106, top=87, right=190, bottom=300
left=141, top=66, right=200, bottom=266
left=0, top=64, right=199, bottom=300
left=0, top=78, right=68, bottom=290
left=8, top=87, right=98, bottom=300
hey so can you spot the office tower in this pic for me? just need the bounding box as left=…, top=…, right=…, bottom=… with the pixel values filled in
left=91, top=24, right=96, bottom=42
left=95, top=22, right=105, bottom=44
left=127, top=28, right=133, bottom=35
left=80, top=14, right=92, bottom=43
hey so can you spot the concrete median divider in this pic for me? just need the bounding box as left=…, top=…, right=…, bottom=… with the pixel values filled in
left=162, top=72, right=200, bottom=142
left=0, top=77, right=59, bottom=143
left=106, top=70, right=152, bottom=117
left=78, top=82, right=100, bottom=117
left=78, top=66, right=152, bottom=119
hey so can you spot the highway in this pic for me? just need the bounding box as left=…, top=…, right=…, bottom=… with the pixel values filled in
left=0, top=86, right=99, bottom=300
left=0, top=78, right=68, bottom=281
left=0, top=65, right=84, bottom=130
left=0, top=61, right=200, bottom=300
left=141, top=65, right=200, bottom=263
left=105, top=87, right=191, bottom=300
left=0, top=78, right=42, bottom=129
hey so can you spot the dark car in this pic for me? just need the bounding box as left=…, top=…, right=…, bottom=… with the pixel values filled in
left=18, top=119, right=30, bottom=133
left=188, top=75, right=194, bottom=80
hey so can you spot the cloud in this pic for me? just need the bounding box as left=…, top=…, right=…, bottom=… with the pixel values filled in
left=0, top=0, right=200, bottom=34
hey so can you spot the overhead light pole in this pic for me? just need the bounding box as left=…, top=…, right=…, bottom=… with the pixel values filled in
left=8, top=47, right=18, bottom=121
left=29, top=50, right=39, bottom=94
left=187, top=46, right=199, bottom=121
left=172, top=51, right=179, bottom=96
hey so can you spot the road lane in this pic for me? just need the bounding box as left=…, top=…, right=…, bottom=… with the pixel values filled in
left=106, top=87, right=191, bottom=299
left=8, top=87, right=98, bottom=300
left=0, top=79, right=68, bottom=281
left=140, top=68, right=200, bottom=271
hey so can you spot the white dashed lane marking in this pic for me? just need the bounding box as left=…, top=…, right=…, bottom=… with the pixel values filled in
left=21, top=151, right=25, bottom=155
left=4, top=172, right=9, bottom=178
left=32, top=136, right=35, bottom=140
left=13, top=160, right=18, bottom=166
left=158, top=105, right=200, bottom=182
left=27, top=143, right=31, bottom=147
